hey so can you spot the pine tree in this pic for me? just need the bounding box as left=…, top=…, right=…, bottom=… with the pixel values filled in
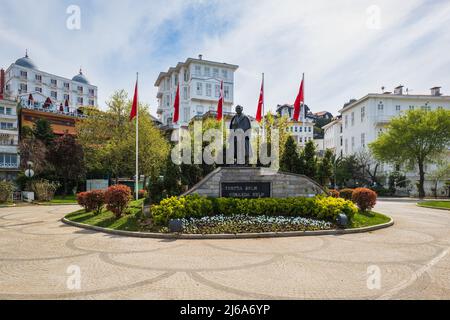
left=32, top=118, right=55, bottom=146
left=317, top=149, right=334, bottom=187
left=302, top=140, right=317, bottom=180
left=280, top=136, right=301, bottom=173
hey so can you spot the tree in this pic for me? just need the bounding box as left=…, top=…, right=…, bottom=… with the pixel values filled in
left=47, top=134, right=86, bottom=195
left=355, top=149, right=382, bottom=186
left=301, top=140, right=318, bottom=180
left=19, top=137, right=48, bottom=176
left=317, top=149, right=334, bottom=186
left=33, top=119, right=55, bottom=146
left=370, top=109, right=450, bottom=198
left=428, top=160, right=450, bottom=198
left=76, top=90, right=170, bottom=185
left=280, top=136, right=302, bottom=173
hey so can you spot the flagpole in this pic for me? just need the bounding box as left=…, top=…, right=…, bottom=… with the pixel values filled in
left=262, top=73, right=265, bottom=142
left=135, top=72, right=139, bottom=201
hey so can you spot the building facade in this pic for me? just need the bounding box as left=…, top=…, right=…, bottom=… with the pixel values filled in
left=3, top=53, right=98, bottom=109
left=276, top=104, right=315, bottom=147
left=324, top=86, right=450, bottom=195
left=0, top=99, right=19, bottom=181
left=155, top=55, right=239, bottom=128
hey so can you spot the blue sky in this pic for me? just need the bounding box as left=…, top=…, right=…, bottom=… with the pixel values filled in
left=1, top=0, right=450, bottom=116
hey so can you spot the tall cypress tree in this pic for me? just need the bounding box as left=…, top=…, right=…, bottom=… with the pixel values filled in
left=302, top=140, right=317, bottom=180
left=317, top=149, right=334, bottom=186
left=280, top=136, right=301, bottom=174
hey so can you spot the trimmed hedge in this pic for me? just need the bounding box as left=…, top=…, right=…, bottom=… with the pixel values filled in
left=151, top=195, right=358, bottom=226
left=0, top=181, right=14, bottom=203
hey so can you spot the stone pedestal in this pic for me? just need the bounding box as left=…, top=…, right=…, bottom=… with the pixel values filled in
left=183, top=167, right=325, bottom=198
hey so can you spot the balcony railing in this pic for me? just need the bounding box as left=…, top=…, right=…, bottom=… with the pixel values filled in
left=20, top=97, right=87, bottom=119
left=0, top=163, right=19, bottom=169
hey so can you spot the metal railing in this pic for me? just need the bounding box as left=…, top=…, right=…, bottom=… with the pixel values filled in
left=0, top=163, right=19, bottom=169
left=20, top=98, right=88, bottom=119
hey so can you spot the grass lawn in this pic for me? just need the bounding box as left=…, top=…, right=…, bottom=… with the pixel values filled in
left=65, top=199, right=148, bottom=232
left=418, top=201, right=450, bottom=210
left=350, top=211, right=392, bottom=229
left=38, top=195, right=78, bottom=204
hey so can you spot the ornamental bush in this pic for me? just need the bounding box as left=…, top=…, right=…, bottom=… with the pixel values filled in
left=32, top=179, right=60, bottom=202
left=85, top=190, right=105, bottom=214
left=339, top=188, right=354, bottom=201
left=105, top=185, right=132, bottom=219
left=151, top=195, right=358, bottom=226
left=0, top=181, right=14, bottom=203
left=76, top=192, right=88, bottom=211
left=138, top=189, right=148, bottom=199
left=352, top=188, right=377, bottom=212
left=329, top=189, right=340, bottom=198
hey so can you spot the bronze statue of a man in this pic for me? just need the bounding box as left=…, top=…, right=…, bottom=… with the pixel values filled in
left=229, top=105, right=252, bottom=165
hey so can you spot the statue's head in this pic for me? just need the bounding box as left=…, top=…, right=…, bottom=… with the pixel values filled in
left=235, top=105, right=243, bottom=116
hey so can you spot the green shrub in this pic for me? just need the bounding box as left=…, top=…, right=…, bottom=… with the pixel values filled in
left=0, top=181, right=14, bottom=203
left=105, top=185, right=132, bottom=219
left=339, top=188, right=354, bottom=201
left=151, top=195, right=358, bottom=226
left=352, top=188, right=377, bottom=212
left=32, top=180, right=60, bottom=202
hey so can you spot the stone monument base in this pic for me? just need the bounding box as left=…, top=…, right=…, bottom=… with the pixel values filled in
left=182, top=167, right=326, bottom=199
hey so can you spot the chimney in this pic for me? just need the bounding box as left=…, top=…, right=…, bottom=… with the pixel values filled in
left=198, top=54, right=203, bottom=60
left=0, top=69, right=4, bottom=100
left=394, top=85, right=404, bottom=95
left=430, top=87, right=442, bottom=96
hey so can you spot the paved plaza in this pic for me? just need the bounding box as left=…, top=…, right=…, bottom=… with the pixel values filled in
left=0, top=201, right=449, bottom=300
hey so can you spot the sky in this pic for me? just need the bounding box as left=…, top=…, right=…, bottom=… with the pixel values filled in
left=1, top=0, right=450, bottom=117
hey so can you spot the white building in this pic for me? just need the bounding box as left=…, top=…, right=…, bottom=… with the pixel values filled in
left=3, top=52, right=98, bottom=110
left=325, top=86, right=450, bottom=195
left=154, top=55, right=239, bottom=127
left=0, top=98, right=19, bottom=181
left=276, top=104, right=315, bottom=147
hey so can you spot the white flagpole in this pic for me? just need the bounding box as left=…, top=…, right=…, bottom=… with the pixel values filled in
left=262, top=73, right=265, bottom=142
left=135, top=72, right=139, bottom=201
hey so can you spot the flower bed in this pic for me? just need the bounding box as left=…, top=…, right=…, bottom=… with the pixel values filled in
left=181, top=215, right=334, bottom=234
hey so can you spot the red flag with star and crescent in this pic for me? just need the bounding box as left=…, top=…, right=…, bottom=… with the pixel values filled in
left=216, top=81, right=224, bottom=121
left=293, top=74, right=304, bottom=122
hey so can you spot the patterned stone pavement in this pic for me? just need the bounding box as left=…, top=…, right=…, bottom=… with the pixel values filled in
left=0, top=201, right=449, bottom=300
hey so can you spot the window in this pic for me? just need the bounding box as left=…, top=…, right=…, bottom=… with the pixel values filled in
left=174, top=75, right=178, bottom=86
left=51, top=91, right=57, bottom=99
left=361, top=133, right=366, bottom=148
left=6, top=108, right=12, bottom=115
left=206, top=83, right=212, bottom=97
left=222, top=69, right=228, bottom=79
left=396, top=105, right=401, bottom=112
left=166, top=78, right=170, bottom=90
left=64, top=82, right=70, bottom=90
left=215, top=84, right=220, bottom=97
left=196, top=82, right=203, bottom=95
left=340, top=137, right=343, bottom=146
left=50, top=79, right=57, bottom=87
left=378, top=102, right=384, bottom=111
left=361, top=107, right=365, bottom=122
left=0, top=107, right=3, bottom=114
left=299, top=127, right=303, bottom=132
left=184, top=70, right=189, bottom=82
left=165, top=95, right=170, bottom=107
left=351, top=137, right=355, bottom=150
left=20, top=71, right=27, bottom=78
left=0, top=153, right=18, bottom=167
left=35, top=74, right=42, bottom=82
left=309, top=127, right=312, bottom=133
left=409, top=105, right=414, bottom=110
left=213, top=68, right=219, bottom=77
left=89, top=100, right=95, bottom=106
left=345, top=115, right=348, bottom=128
left=351, top=112, right=355, bottom=126
left=294, top=126, right=298, bottom=132
left=77, top=86, right=83, bottom=93
left=35, top=87, right=42, bottom=93
left=89, top=88, right=95, bottom=96
left=204, top=67, right=210, bottom=77
left=19, top=83, right=27, bottom=92
left=183, top=87, right=188, bottom=100
left=64, top=94, right=70, bottom=101
left=77, top=97, right=84, bottom=104
left=195, top=65, right=201, bottom=76
left=224, top=86, right=230, bottom=99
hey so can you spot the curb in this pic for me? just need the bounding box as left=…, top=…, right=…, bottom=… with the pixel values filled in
left=416, top=204, right=450, bottom=211
left=0, top=204, right=16, bottom=208
left=61, top=217, right=395, bottom=240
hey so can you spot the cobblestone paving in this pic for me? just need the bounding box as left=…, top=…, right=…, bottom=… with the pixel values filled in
left=0, top=201, right=449, bottom=300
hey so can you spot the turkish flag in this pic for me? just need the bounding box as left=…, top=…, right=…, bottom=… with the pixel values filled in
left=293, top=74, right=304, bottom=122
left=129, top=79, right=138, bottom=121
left=216, top=81, right=224, bottom=121
left=173, top=83, right=180, bottom=124
left=256, top=79, right=264, bottom=123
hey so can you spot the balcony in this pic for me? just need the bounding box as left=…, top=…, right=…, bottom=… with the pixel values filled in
left=375, top=115, right=392, bottom=124
left=0, top=162, right=19, bottom=169
left=20, top=97, right=87, bottom=119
